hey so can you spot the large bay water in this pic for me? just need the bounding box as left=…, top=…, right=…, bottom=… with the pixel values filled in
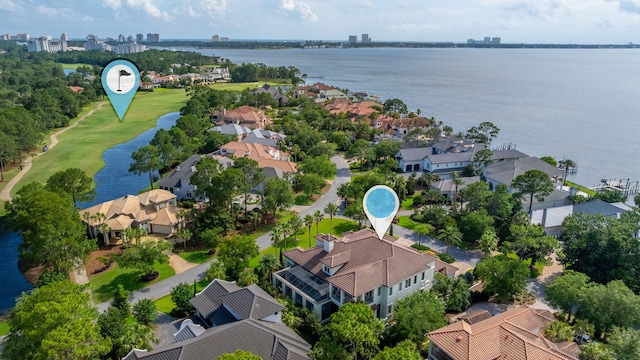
left=188, top=47, right=640, bottom=189
left=0, top=112, right=179, bottom=313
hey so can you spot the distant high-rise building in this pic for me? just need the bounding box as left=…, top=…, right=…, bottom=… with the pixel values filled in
left=483, top=36, right=491, bottom=44
left=16, top=33, right=29, bottom=41
left=60, top=32, right=68, bottom=42
left=27, top=34, right=68, bottom=53
left=362, top=34, right=370, bottom=43
left=348, top=35, right=357, bottom=43
left=85, top=34, right=111, bottom=52
left=146, top=33, right=160, bottom=42
left=112, top=42, right=148, bottom=54
left=212, top=34, right=219, bottom=42
left=491, top=37, right=501, bottom=45
left=127, top=34, right=134, bottom=42
left=136, top=33, right=144, bottom=42
left=220, top=37, right=229, bottom=42
left=118, top=34, right=125, bottom=42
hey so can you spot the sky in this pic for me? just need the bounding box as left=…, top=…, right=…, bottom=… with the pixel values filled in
left=1, top=0, right=640, bottom=44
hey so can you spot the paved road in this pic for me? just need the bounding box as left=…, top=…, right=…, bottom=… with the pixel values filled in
left=96, top=155, right=352, bottom=312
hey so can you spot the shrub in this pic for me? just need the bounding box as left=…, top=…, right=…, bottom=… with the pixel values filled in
left=438, top=253, right=456, bottom=264
left=133, top=299, right=158, bottom=325
left=411, top=243, right=430, bottom=252
left=112, top=284, right=130, bottom=315
left=170, top=282, right=194, bottom=317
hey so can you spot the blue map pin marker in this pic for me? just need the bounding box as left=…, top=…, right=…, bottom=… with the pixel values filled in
left=363, top=185, right=400, bottom=240
left=101, top=59, right=140, bottom=121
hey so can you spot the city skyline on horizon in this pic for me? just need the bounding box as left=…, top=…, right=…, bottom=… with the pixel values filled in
left=1, top=1, right=639, bottom=45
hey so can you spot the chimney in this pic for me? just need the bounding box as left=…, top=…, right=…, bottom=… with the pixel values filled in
left=323, top=235, right=334, bottom=253
left=175, top=165, right=180, bottom=171
left=223, top=108, right=227, bottom=116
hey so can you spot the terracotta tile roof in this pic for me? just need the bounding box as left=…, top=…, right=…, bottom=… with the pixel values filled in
left=212, top=105, right=272, bottom=129
left=427, top=306, right=580, bottom=360
left=283, top=229, right=450, bottom=297
left=150, top=207, right=179, bottom=226
left=220, top=141, right=296, bottom=173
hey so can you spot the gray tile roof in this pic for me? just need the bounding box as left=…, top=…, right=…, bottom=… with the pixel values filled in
left=573, top=199, right=630, bottom=217
left=190, top=280, right=284, bottom=324
left=124, top=319, right=310, bottom=360
left=397, top=147, right=432, bottom=162
left=484, top=157, right=564, bottom=187
left=157, top=154, right=235, bottom=190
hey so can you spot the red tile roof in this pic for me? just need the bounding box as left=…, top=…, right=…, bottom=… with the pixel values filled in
left=427, top=306, right=581, bottom=360
left=283, top=229, right=455, bottom=297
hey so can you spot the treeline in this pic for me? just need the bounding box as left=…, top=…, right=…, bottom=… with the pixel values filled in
left=231, top=63, right=302, bottom=83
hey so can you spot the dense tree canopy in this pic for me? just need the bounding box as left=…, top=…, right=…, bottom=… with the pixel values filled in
left=474, top=254, right=530, bottom=301
left=45, top=167, right=95, bottom=206
left=511, top=169, right=554, bottom=213
left=4, top=280, right=110, bottom=360
left=386, top=291, right=448, bottom=346
left=8, top=182, right=95, bottom=276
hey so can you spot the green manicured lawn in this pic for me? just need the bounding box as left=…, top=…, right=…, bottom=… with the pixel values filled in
left=248, top=218, right=358, bottom=268
left=11, top=88, right=188, bottom=198
left=0, top=320, right=9, bottom=336
left=397, top=216, right=417, bottom=230
left=564, top=180, right=596, bottom=196
left=178, top=250, right=213, bottom=264
left=89, top=262, right=175, bottom=303
left=59, top=63, right=90, bottom=69
left=154, top=278, right=209, bottom=314
left=401, top=191, right=422, bottom=210
left=294, top=194, right=314, bottom=206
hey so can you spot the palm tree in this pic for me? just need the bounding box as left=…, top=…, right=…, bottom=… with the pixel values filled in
left=287, top=215, right=304, bottom=239
left=280, top=220, right=293, bottom=253
left=561, top=159, right=576, bottom=185
left=544, top=320, right=573, bottom=342
left=304, top=214, right=314, bottom=247
left=313, top=210, right=323, bottom=235
left=478, top=229, right=499, bottom=257
left=414, top=223, right=434, bottom=247
left=82, top=211, right=93, bottom=238
left=98, top=223, right=111, bottom=246
left=438, top=226, right=462, bottom=256
left=250, top=211, right=262, bottom=231
left=324, top=203, right=339, bottom=239
left=133, top=227, right=148, bottom=246
left=451, top=171, right=463, bottom=206
left=257, top=253, right=281, bottom=282
left=270, top=225, right=283, bottom=258
left=177, top=209, right=188, bottom=230
left=420, top=172, right=440, bottom=190
left=177, top=229, right=192, bottom=249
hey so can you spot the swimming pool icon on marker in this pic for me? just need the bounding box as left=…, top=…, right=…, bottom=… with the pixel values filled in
left=363, top=185, right=400, bottom=240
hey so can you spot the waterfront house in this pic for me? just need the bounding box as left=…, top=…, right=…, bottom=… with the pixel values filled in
left=426, top=306, right=581, bottom=360
left=295, top=82, right=347, bottom=102
left=482, top=156, right=564, bottom=191
left=80, top=189, right=180, bottom=244
left=210, top=105, right=273, bottom=130
left=209, top=123, right=287, bottom=148
left=272, top=228, right=457, bottom=322
left=531, top=199, right=633, bottom=237
left=218, top=141, right=297, bottom=174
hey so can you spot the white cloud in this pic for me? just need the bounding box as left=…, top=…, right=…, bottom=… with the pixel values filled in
left=185, top=5, right=199, bottom=17
left=281, top=0, right=318, bottom=21
left=0, top=0, right=23, bottom=12
left=103, top=0, right=122, bottom=10
left=125, top=0, right=171, bottom=21
left=201, top=0, right=228, bottom=16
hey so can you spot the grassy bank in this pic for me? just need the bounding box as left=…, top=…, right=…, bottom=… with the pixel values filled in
left=10, top=89, right=188, bottom=199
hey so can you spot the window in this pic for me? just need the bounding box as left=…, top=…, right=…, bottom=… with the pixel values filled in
left=377, top=287, right=381, bottom=296
left=405, top=279, right=411, bottom=288
left=421, top=272, right=425, bottom=280
left=414, top=276, right=417, bottom=284
left=322, top=265, right=330, bottom=275
left=399, top=282, right=403, bottom=291
left=389, top=286, right=393, bottom=296
left=387, top=304, right=393, bottom=314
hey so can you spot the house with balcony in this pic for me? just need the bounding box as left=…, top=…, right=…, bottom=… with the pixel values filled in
left=157, top=154, right=234, bottom=200
left=272, top=229, right=457, bottom=322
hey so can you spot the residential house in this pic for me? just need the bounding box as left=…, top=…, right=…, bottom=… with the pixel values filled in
left=123, top=318, right=311, bottom=360
left=254, top=83, right=290, bottom=105
left=295, top=82, right=347, bottom=102
left=432, top=176, right=481, bottom=201
left=210, top=105, right=273, bottom=130
left=531, top=199, right=633, bottom=237
left=426, top=306, right=581, bottom=360
left=219, top=141, right=297, bottom=174
left=483, top=156, right=564, bottom=191
left=80, top=189, right=180, bottom=244
left=190, top=279, right=284, bottom=328
left=209, top=123, right=287, bottom=148
left=157, top=154, right=234, bottom=200
left=396, top=138, right=527, bottom=176
left=272, top=229, right=458, bottom=322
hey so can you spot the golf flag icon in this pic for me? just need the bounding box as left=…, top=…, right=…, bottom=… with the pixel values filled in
left=101, top=59, right=140, bottom=121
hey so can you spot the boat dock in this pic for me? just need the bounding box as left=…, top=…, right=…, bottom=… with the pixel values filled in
left=591, top=178, right=640, bottom=196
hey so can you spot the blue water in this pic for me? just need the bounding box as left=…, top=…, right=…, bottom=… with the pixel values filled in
left=189, top=47, right=640, bottom=189
left=63, top=68, right=75, bottom=75
left=0, top=112, right=179, bottom=313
